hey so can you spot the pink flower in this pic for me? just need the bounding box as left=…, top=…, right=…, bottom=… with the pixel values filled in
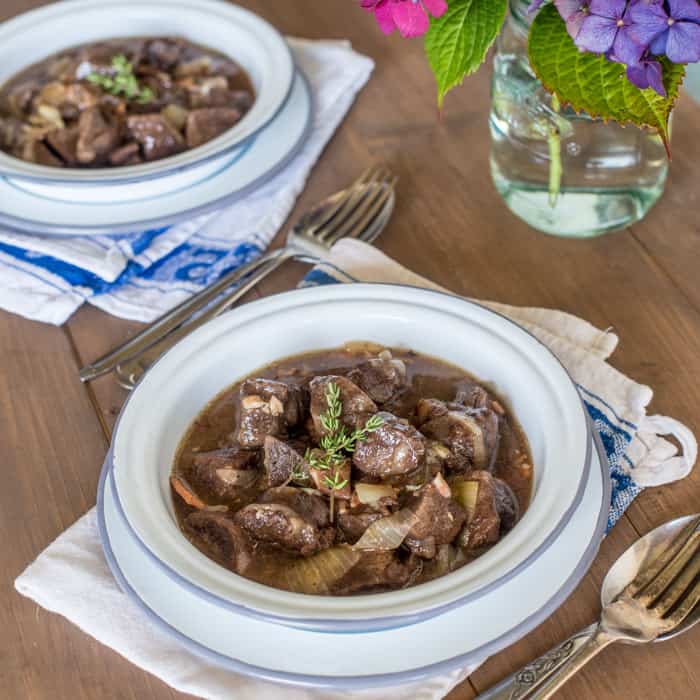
left=361, top=0, right=448, bottom=38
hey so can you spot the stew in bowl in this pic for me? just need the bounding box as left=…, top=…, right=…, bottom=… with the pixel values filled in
left=171, top=344, right=533, bottom=596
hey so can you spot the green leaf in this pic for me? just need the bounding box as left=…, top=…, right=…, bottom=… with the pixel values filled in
left=528, top=4, right=684, bottom=150
left=425, top=0, right=508, bottom=108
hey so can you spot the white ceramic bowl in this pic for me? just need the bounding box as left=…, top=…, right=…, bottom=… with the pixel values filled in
left=0, top=0, right=294, bottom=189
left=111, top=284, right=591, bottom=632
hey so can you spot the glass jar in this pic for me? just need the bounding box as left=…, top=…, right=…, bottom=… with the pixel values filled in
left=489, top=0, right=669, bottom=237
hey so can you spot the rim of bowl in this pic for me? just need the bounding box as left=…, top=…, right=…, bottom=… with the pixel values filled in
left=97, top=432, right=610, bottom=688
left=109, top=283, right=592, bottom=631
left=0, top=0, right=294, bottom=185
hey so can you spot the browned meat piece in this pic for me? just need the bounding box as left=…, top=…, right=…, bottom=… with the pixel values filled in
left=185, top=107, right=241, bottom=148
left=236, top=486, right=334, bottom=556
left=331, top=551, right=415, bottom=594
left=21, top=139, right=63, bottom=166
left=353, top=412, right=425, bottom=480
left=258, top=486, right=331, bottom=529
left=405, top=474, right=466, bottom=550
left=0, top=116, right=24, bottom=151
left=308, top=375, right=377, bottom=439
left=308, top=456, right=352, bottom=500
left=425, top=439, right=454, bottom=478
left=336, top=504, right=388, bottom=544
left=76, top=107, right=120, bottom=164
left=415, top=398, right=499, bottom=473
left=455, top=382, right=491, bottom=410
left=147, top=38, right=184, bottom=70
left=46, top=128, right=79, bottom=164
left=263, top=436, right=309, bottom=487
left=192, top=446, right=259, bottom=500
left=109, top=141, right=141, bottom=166
left=237, top=379, right=306, bottom=448
left=126, top=113, right=185, bottom=161
left=184, top=511, right=251, bottom=573
left=457, top=470, right=518, bottom=550
left=347, top=350, right=407, bottom=404
left=493, top=476, right=520, bottom=532
left=1, top=80, right=40, bottom=117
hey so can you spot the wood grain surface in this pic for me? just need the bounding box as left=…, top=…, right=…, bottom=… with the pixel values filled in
left=1, top=1, right=699, bottom=698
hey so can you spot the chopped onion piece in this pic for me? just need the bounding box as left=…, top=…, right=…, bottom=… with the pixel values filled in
left=354, top=483, right=397, bottom=505
left=352, top=509, right=419, bottom=551
left=284, top=546, right=361, bottom=595
left=453, top=480, right=480, bottom=523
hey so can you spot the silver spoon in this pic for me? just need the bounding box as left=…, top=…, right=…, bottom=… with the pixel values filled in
left=478, top=514, right=700, bottom=699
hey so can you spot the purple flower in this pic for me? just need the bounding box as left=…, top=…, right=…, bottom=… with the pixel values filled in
left=555, top=0, right=592, bottom=39
left=361, top=0, right=448, bottom=38
left=626, top=55, right=667, bottom=93
left=628, top=0, right=700, bottom=63
left=576, top=0, right=646, bottom=64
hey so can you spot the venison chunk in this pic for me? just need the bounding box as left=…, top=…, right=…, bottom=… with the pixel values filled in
left=263, top=436, right=308, bottom=487
left=353, top=412, right=425, bottom=479
left=185, top=107, right=241, bottom=148
left=347, top=350, right=407, bottom=404
left=126, top=113, right=184, bottom=161
left=192, top=446, right=259, bottom=500
left=309, top=375, right=377, bottom=440
left=238, top=379, right=305, bottom=447
left=405, top=474, right=466, bottom=547
left=331, top=551, right=415, bottom=594
left=416, top=398, right=500, bottom=473
left=184, top=511, right=251, bottom=573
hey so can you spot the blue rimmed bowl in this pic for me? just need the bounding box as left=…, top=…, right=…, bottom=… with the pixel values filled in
left=0, top=0, right=294, bottom=192
left=109, top=283, right=592, bottom=633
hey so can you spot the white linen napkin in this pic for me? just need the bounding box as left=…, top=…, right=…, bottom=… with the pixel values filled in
left=16, top=240, right=697, bottom=699
left=0, top=39, right=374, bottom=325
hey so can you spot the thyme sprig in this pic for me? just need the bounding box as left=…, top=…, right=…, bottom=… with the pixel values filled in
left=303, top=382, right=383, bottom=519
left=86, top=54, right=155, bottom=104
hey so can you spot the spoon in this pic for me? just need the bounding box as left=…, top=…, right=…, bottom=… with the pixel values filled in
left=477, top=513, right=700, bottom=699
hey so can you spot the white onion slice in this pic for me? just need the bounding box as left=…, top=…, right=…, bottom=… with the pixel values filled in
left=352, top=508, right=419, bottom=551
left=284, top=546, right=361, bottom=595
left=354, top=483, right=397, bottom=505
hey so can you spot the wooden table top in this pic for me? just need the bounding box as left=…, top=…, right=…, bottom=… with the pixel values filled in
left=2, top=1, right=699, bottom=698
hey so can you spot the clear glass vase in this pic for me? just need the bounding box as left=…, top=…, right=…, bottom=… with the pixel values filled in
left=489, top=0, right=669, bottom=238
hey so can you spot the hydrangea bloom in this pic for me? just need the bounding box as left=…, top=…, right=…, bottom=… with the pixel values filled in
left=555, top=0, right=592, bottom=39
left=361, top=0, right=448, bottom=38
left=628, top=0, right=700, bottom=63
left=626, top=54, right=667, bottom=93
left=575, top=0, right=645, bottom=64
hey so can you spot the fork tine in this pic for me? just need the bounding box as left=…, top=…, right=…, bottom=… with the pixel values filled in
left=651, top=544, right=700, bottom=616
left=305, top=167, right=388, bottom=239
left=324, top=177, right=396, bottom=246
left=635, top=528, right=700, bottom=607
left=360, top=189, right=394, bottom=243
left=625, top=516, right=700, bottom=598
left=664, top=575, right=700, bottom=627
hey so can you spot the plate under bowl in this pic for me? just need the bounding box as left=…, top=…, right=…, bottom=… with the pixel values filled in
left=99, top=434, right=609, bottom=688
left=110, top=284, right=591, bottom=632
left=0, top=0, right=294, bottom=185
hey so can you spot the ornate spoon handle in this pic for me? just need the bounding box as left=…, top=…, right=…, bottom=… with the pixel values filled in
left=476, top=623, right=599, bottom=700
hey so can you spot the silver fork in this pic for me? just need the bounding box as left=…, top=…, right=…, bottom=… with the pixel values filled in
left=79, top=167, right=395, bottom=383
left=516, top=516, right=700, bottom=699
left=113, top=172, right=396, bottom=390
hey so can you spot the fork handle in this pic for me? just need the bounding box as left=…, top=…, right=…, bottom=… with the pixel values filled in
left=476, top=623, right=603, bottom=700
left=79, top=249, right=289, bottom=383
left=116, top=251, right=295, bottom=390
left=114, top=250, right=297, bottom=390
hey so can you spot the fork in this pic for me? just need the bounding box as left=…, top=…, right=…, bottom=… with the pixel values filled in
left=522, top=516, right=700, bottom=699
left=113, top=171, right=396, bottom=389
left=79, top=167, right=395, bottom=383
